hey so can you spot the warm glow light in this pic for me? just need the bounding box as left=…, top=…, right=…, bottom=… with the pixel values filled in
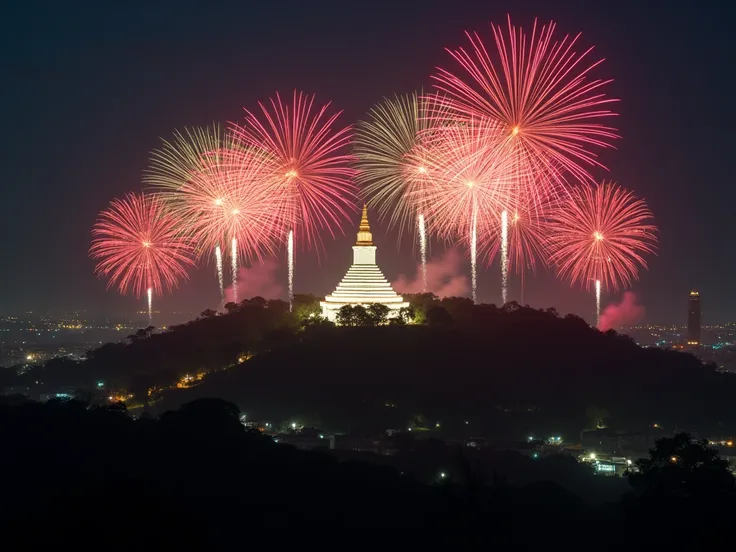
left=594, top=231, right=604, bottom=241
left=466, top=180, right=474, bottom=188
left=214, top=198, right=223, bottom=206
left=512, top=126, right=519, bottom=135
left=231, top=209, right=240, bottom=215
left=417, top=166, right=428, bottom=174
left=285, top=170, right=298, bottom=179
left=142, top=241, right=151, bottom=247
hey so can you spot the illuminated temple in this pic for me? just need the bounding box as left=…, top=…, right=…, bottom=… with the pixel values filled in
left=320, top=206, right=409, bottom=323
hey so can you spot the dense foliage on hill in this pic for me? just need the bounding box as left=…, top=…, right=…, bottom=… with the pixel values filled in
left=171, top=304, right=729, bottom=436
left=3, top=293, right=730, bottom=435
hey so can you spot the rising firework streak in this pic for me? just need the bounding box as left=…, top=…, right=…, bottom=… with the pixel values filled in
left=90, top=192, right=194, bottom=320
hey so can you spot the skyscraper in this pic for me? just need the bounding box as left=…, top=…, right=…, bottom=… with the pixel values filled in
left=687, top=291, right=701, bottom=345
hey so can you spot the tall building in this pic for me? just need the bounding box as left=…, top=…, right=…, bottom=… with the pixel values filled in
left=687, top=290, right=701, bottom=345
left=320, top=206, right=409, bottom=323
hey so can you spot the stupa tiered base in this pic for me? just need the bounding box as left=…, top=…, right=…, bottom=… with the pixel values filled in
left=320, top=206, right=409, bottom=323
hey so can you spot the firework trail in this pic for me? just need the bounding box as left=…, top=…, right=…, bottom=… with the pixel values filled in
left=90, top=193, right=194, bottom=321
left=146, top=125, right=283, bottom=304
left=355, top=93, right=450, bottom=288
left=287, top=229, right=294, bottom=309
left=500, top=209, right=508, bottom=305
left=147, top=288, right=153, bottom=322
left=546, top=181, right=657, bottom=321
left=417, top=117, right=515, bottom=303
left=214, top=245, right=225, bottom=301
left=595, top=279, right=601, bottom=326
left=417, top=213, right=428, bottom=291
left=470, top=204, right=478, bottom=303
left=479, top=188, right=554, bottom=304
left=231, top=91, right=356, bottom=310
left=231, top=237, right=238, bottom=303
left=433, top=15, right=619, bottom=194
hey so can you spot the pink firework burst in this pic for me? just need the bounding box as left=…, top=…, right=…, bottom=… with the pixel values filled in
left=415, top=117, right=517, bottom=243
left=230, top=90, right=357, bottom=249
left=146, top=126, right=285, bottom=263
left=189, top=145, right=286, bottom=262
left=90, top=192, right=194, bottom=297
left=546, top=181, right=658, bottom=292
left=432, top=15, right=619, bottom=192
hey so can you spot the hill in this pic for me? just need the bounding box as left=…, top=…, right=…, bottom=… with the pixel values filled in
left=153, top=302, right=732, bottom=437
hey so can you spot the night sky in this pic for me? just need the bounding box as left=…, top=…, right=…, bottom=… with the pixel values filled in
left=2, top=0, right=734, bottom=323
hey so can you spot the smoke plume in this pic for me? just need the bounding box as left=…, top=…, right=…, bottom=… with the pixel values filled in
left=598, top=291, right=645, bottom=331
left=224, top=260, right=284, bottom=303
left=393, top=249, right=470, bottom=298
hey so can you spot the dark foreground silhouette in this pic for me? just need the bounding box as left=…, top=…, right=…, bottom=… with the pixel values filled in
left=1, top=397, right=734, bottom=545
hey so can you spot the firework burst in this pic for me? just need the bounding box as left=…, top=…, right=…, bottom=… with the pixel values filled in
left=231, top=91, right=356, bottom=247
left=416, top=117, right=517, bottom=302
left=145, top=125, right=284, bottom=299
left=546, top=181, right=658, bottom=293
left=90, top=192, right=194, bottom=319
left=432, top=15, right=619, bottom=193
left=230, top=90, right=356, bottom=308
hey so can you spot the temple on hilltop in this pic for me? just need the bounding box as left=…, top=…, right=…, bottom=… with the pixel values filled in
left=320, top=206, right=409, bottom=323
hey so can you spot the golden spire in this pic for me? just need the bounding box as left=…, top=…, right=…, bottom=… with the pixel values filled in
left=356, top=204, right=374, bottom=246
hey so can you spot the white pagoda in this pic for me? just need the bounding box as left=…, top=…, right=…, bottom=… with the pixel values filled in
left=320, top=206, right=409, bottom=323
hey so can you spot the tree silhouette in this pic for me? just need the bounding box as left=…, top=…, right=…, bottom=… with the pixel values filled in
left=200, top=309, right=217, bottom=319
left=397, top=306, right=415, bottom=325
left=366, top=303, right=390, bottom=326
left=336, top=305, right=376, bottom=327
left=223, top=302, right=240, bottom=314
left=243, top=296, right=267, bottom=308
left=625, top=433, right=736, bottom=522
left=585, top=406, right=610, bottom=430
left=127, top=326, right=154, bottom=343
left=336, top=305, right=359, bottom=326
